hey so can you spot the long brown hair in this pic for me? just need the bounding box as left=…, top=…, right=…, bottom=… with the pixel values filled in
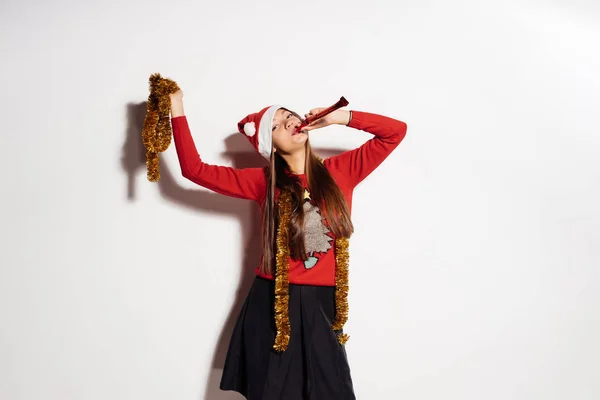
left=259, top=138, right=354, bottom=275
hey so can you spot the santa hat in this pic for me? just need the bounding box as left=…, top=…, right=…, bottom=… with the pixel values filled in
left=237, top=104, right=282, bottom=159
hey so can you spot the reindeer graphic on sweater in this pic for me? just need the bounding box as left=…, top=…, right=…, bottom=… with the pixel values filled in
left=302, top=188, right=334, bottom=269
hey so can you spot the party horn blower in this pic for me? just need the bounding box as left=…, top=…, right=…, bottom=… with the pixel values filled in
left=296, top=96, right=349, bottom=132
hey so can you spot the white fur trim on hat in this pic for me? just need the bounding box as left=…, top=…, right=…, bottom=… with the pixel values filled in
left=257, top=104, right=282, bottom=160
left=243, top=122, right=256, bottom=137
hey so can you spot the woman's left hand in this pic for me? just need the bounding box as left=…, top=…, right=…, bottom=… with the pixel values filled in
left=302, top=108, right=351, bottom=132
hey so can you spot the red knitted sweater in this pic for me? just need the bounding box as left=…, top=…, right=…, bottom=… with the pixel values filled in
left=171, top=111, right=407, bottom=286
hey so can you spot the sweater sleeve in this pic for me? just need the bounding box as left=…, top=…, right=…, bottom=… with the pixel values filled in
left=170, top=116, right=267, bottom=202
left=324, top=111, right=407, bottom=188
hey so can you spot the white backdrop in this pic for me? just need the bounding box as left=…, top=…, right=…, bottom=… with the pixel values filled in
left=1, top=0, right=599, bottom=399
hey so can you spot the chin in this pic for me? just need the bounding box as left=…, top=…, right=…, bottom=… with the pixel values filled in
left=294, top=139, right=308, bottom=146
left=293, top=133, right=308, bottom=141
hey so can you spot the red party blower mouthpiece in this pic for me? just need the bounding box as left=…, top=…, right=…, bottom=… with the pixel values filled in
left=296, top=96, right=350, bottom=132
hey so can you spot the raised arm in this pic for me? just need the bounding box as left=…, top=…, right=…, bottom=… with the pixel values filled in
left=169, top=91, right=266, bottom=202
left=325, top=111, right=407, bottom=188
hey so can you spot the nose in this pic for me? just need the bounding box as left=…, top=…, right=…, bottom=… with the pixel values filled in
left=286, top=116, right=300, bottom=130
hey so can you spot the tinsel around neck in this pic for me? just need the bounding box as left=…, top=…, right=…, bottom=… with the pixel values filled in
left=272, top=190, right=350, bottom=353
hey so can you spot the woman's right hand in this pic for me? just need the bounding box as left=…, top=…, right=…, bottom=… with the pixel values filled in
left=169, top=89, right=183, bottom=103
left=169, top=89, right=185, bottom=118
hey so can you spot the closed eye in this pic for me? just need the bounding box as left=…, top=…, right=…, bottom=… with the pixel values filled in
left=273, top=113, right=293, bottom=131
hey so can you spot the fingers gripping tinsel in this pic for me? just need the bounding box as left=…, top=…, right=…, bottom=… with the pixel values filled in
left=141, top=73, right=180, bottom=182
left=273, top=190, right=293, bottom=352
left=332, top=237, right=350, bottom=345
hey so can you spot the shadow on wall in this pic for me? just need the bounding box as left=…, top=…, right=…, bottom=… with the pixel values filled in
left=121, top=101, right=347, bottom=400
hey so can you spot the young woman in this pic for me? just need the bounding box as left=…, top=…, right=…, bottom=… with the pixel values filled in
left=169, top=89, right=407, bottom=400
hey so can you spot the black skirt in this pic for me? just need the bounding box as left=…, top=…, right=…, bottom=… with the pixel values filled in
left=219, top=276, right=356, bottom=400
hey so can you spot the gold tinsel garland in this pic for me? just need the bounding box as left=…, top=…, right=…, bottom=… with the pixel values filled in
left=142, top=73, right=180, bottom=182
left=273, top=190, right=293, bottom=352
left=273, top=190, right=351, bottom=352
left=332, top=236, right=350, bottom=345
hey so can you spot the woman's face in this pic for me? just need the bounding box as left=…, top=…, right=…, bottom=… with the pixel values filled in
left=271, top=108, right=308, bottom=154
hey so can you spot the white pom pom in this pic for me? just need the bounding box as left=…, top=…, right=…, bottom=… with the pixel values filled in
left=244, top=122, right=256, bottom=137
